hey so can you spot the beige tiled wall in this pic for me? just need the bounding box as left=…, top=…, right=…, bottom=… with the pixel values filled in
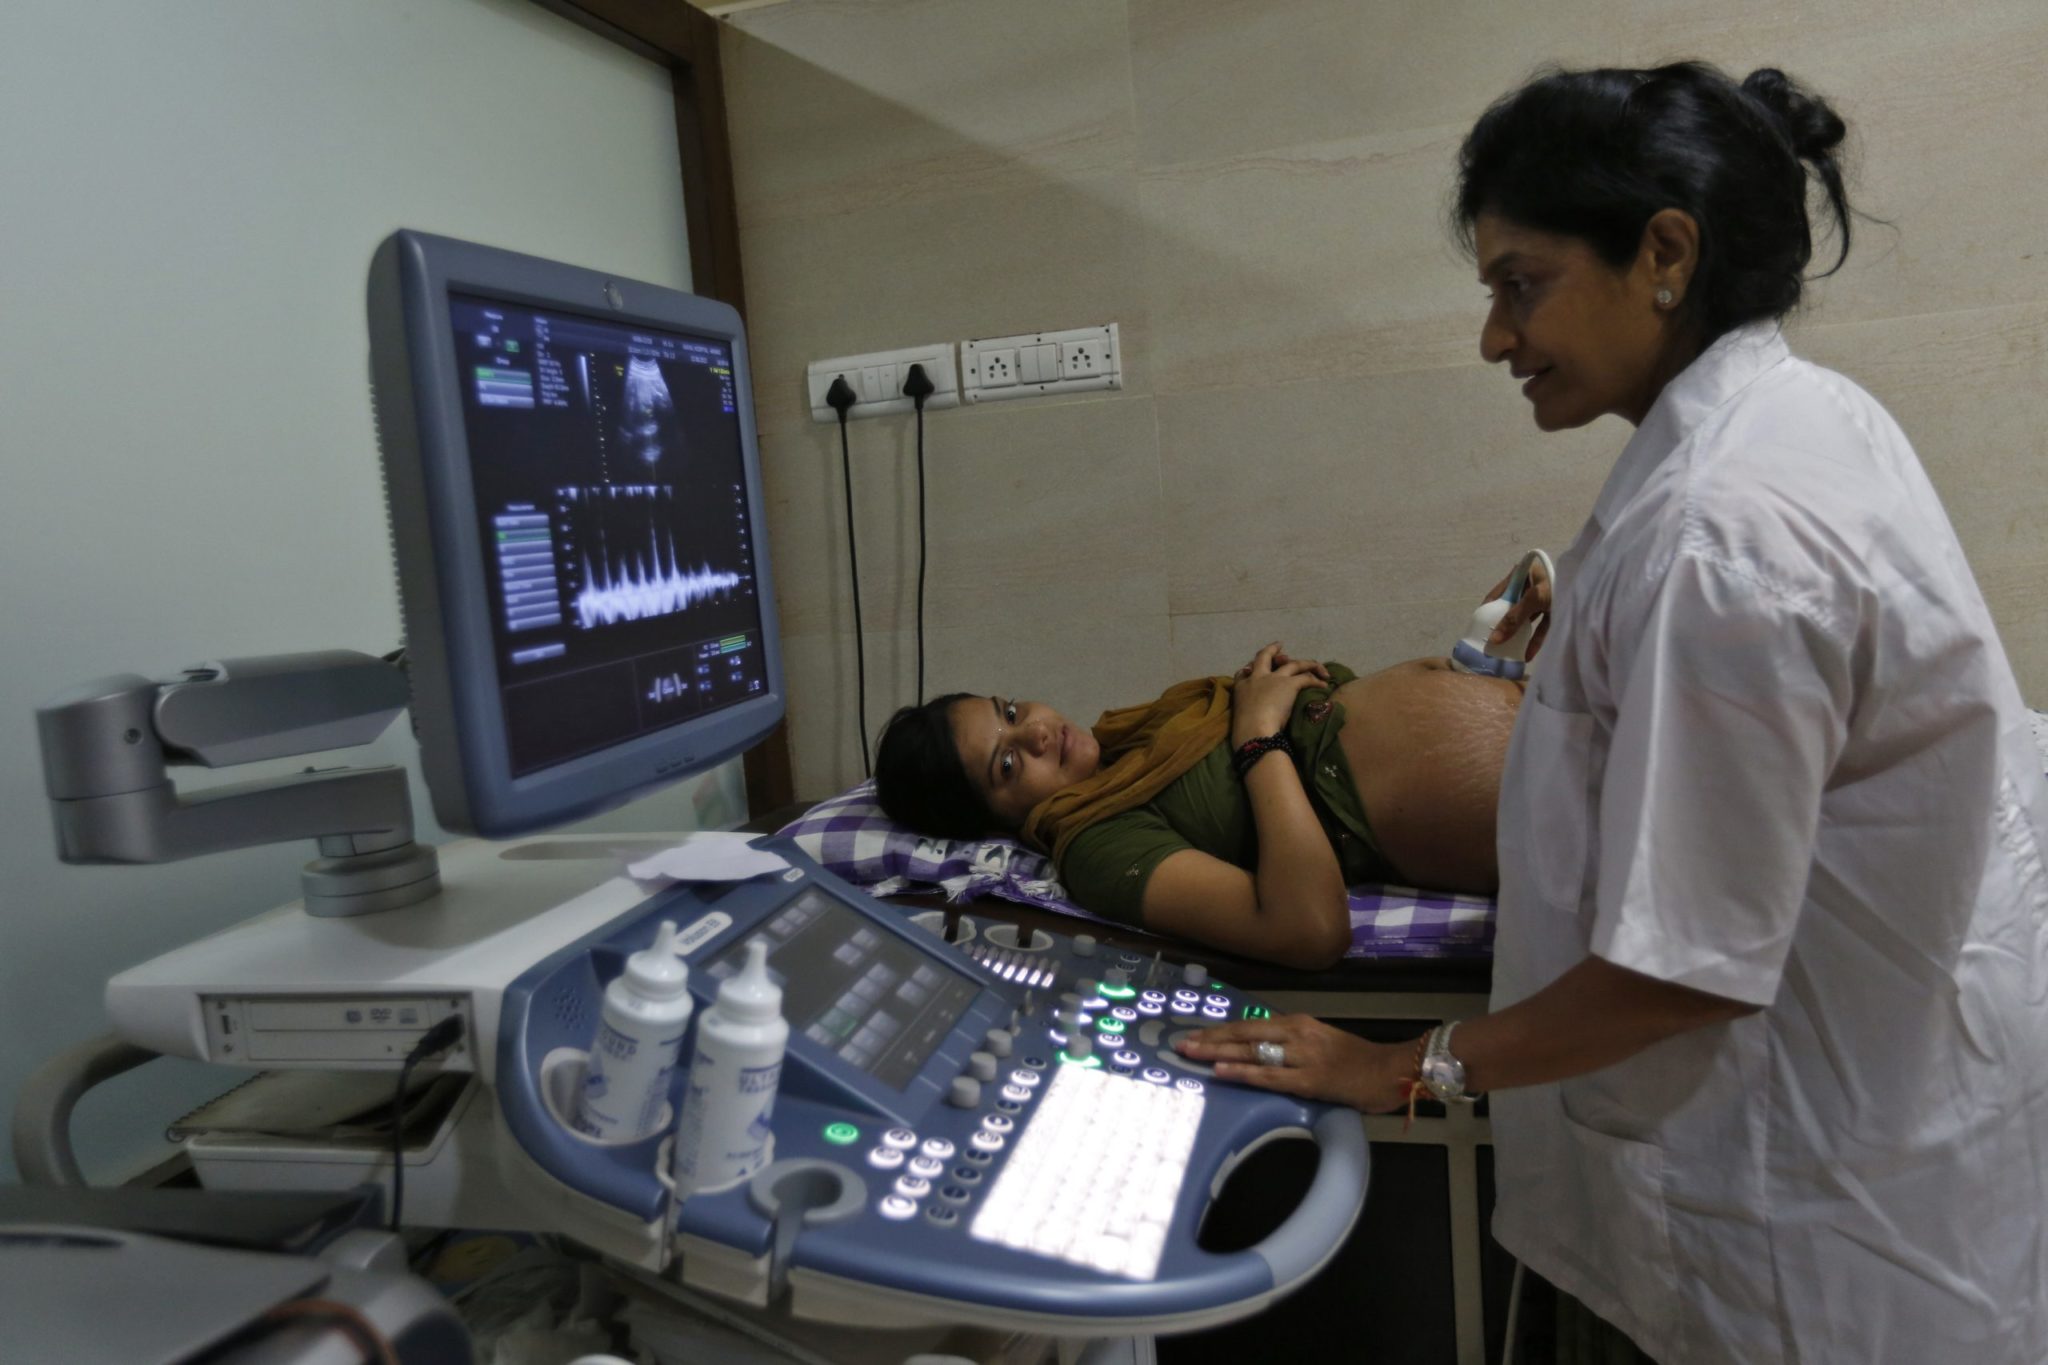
left=722, top=0, right=2048, bottom=800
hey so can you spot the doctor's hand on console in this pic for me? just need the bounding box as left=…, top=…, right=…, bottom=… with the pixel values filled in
left=1176, top=957, right=1755, bottom=1114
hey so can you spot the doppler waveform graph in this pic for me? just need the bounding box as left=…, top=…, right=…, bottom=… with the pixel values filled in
left=557, top=484, right=749, bottom=631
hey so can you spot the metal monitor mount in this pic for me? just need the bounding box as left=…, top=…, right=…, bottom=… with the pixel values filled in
left=34, top=651, right=441, bottom=917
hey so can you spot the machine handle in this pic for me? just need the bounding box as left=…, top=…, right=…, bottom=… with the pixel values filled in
left=11, top=1032, right=159, bottom=1187
left=1242, top=1107, right=1369, bottom=1291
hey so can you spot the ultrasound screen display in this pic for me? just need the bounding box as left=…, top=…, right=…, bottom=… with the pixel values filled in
left=706, top=890, right=979, bottom=1092
left=446, top=293, right=768, bottom=777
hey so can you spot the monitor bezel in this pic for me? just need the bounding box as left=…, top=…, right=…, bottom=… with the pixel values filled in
left=369, top=229, right=784, bottom=838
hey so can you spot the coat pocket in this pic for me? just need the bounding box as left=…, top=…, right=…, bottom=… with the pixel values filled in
left=1500, top=688, right=1598, bottom=914
left=1555, top=1105, right=1679, bottom=1331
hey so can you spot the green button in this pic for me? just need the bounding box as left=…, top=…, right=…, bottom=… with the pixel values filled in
left=1097, top=1017, right=1127, bottom=1033
left=1241, top=1004, right=1272, bottom=1020
left=1098, top=984, right=1137, bottom=1000
left=822, top=1122, right=860, bottom=1145
left=1057, top=1051, right=1104, bottom=1068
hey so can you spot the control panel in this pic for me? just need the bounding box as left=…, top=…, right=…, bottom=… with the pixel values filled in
left=493, top=838, right=1367, bottom=1335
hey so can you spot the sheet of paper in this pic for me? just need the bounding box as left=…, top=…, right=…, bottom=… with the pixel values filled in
left=626, top=831, right=789, bottom=884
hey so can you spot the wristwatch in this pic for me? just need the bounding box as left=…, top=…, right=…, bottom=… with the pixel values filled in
left=1418, top=1022, right=1479, bottom=1104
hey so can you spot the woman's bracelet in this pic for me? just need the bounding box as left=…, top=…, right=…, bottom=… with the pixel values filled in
left=1231, top=731, right=1295, bottom=779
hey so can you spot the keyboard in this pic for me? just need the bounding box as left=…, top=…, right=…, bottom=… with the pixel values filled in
left=968, top=1062, right=1204, bottom=1280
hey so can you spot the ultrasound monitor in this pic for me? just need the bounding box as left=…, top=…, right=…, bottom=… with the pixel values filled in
left=367, top=230, right=782, bottom=837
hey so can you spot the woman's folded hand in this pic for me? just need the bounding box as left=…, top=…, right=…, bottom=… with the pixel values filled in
left=1231, top=642, right=1328, bottom=744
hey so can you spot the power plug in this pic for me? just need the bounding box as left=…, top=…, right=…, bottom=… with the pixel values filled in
left=826, top=374, right=857, bottom=421
left=902, top=362, right=936, bottom=409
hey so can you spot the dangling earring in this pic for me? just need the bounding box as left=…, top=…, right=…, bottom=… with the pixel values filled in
left=1655, top=288, right=1674, bottom=307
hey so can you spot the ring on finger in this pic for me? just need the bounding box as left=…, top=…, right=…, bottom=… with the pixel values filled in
left=1255, top=1040, right=1287, bottom=1068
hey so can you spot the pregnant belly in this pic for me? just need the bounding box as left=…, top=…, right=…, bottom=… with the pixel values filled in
left=1334, top=658, right=1522, bottom=894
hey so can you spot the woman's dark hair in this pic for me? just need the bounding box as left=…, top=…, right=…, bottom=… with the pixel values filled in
left=1453, top=62, right=1853, bottom=340
left=874, top=693, right=1002, bottom=840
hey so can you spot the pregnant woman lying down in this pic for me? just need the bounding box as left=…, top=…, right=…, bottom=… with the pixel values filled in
left=874, top=643, right=1523, bottom=969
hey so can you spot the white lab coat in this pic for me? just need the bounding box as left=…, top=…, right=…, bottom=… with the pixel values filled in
left=1489, top=323, right=2048, bottom=1365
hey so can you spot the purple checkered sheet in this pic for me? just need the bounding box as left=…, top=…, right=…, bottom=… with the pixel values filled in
left=776, top=780, right=1493, bottom=960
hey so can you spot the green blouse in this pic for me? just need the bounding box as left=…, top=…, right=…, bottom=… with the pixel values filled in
left=1054, top=664, right=1394, bottom=925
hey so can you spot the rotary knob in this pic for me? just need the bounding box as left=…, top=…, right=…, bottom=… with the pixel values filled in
left=967, top=1050, right=998, bottom=1082
left=1066, top=1032, right=1094, bottom=1059
left=983, top=1028, right=1014, bottom=1058
left=948, top=1076, right=982, bottom=1108
left=1182, top=962, right=1209, bottom=988
left=1073, top=934, right=1097, bottom=958
left=1105, top=966, right=1131, bottom=987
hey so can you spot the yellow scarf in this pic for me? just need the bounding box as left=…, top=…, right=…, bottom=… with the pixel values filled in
left=1018, top=675, right=1235, bottom=866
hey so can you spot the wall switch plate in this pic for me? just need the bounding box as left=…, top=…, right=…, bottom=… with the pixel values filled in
left=808, top=344, right=959, bottom=422
left=961, top=324, right=1120, bottom=403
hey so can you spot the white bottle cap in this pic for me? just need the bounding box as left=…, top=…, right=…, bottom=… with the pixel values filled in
left=624, top=920, right=691, bottom=1001
left=717, top=938, right=783, bottom=1023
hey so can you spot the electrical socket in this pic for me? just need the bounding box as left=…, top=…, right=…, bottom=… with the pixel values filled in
left=1059, top=340, right=1105, bottom=379
left=961, top=324, right=1119, bottom=404
left=978, top=348, right=1018, bottom=388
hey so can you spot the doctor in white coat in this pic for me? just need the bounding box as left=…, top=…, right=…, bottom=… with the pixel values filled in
left=1184, top=61, right=2048, bottom=1364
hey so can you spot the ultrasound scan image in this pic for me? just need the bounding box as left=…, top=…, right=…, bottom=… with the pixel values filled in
left=620, top=356, right=678, bottom=470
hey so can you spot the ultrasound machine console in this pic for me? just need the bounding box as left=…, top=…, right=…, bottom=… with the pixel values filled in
left=53, top=230, right=1369, bottom=1343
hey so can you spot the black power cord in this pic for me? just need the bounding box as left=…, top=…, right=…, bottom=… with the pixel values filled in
left=388, top=1014, right=464, bottom=1233
left=901, top=363, right=937, bottom=705
left=826, top=375, right=870, bottom=776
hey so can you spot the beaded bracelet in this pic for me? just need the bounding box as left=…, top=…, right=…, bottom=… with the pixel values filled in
left=1231, top=732, right=1295, bottom=780
left=1402, top=1028, right=1434, bottom=1132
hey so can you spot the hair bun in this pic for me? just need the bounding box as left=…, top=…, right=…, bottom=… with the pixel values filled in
left=1742, top=67, right=1846, bottom=161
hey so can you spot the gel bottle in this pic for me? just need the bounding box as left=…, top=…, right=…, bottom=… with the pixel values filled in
left=670, top=937, right=787, bottom=1196
left=572, top=919, right=692, bottom=1141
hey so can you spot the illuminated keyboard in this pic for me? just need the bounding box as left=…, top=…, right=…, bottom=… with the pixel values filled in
left=968, top=1063, right=1204, bottom=1280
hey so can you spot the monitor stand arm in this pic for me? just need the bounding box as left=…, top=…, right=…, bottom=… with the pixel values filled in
left=35, top=651, right=441, bottom=917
